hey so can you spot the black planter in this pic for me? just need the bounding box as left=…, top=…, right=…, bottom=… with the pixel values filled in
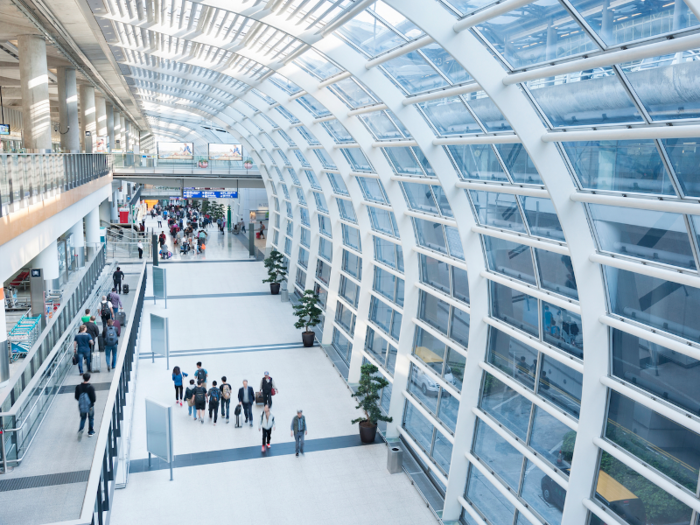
left=359, top=421, right=377, bottom=444
left=270, top=282, right=280, bottom=295
left=301, top=331, right=315, bottom=347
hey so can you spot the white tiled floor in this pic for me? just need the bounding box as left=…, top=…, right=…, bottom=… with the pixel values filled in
left=111, top=246, right=439, bottom=525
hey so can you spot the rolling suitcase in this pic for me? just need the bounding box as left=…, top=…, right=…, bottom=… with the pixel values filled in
left=255, top=391, right=264, bottom=405
left=122, top=284, right=129, bottom=294
left=234, top=404, right=242, bottom=428
left=91, top=350, right=101, bottom=373
left=117, top=310, right=127, bottom=327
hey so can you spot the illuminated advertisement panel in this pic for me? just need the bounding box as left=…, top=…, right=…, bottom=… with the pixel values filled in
left=158, top=142, right=194, bottom=159
left=208, top=143, right=242, bottom=161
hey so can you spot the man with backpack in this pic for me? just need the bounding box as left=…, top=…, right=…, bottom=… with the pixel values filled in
left=99, top=295, right=113, bottom=329
left=219, top=376, right=232, bottom=423
left=103, top=319, right=119, bottom=372
left=74, top=325, right=94, bottom=374
left=208, top=380, right=220, bottom=425
left=195, top=362, right=208, bottom=389
left=75, top=372, right=96, bottom=438
left=193, top=381, right=207, bottom=424
left=112, top=267, right=125, bottom=294
left=260, top=371, right=278, bottom=409
left=184, top=379, right=197, bottom=421
left=108, top=288, right=122, bottom=319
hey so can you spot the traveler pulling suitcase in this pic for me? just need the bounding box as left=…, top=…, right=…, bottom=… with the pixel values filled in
left=122, top=284, right=129, bottom=294
left=117, top=309, right=127, bottom=327
left=255, top=391, right=264, bottom=405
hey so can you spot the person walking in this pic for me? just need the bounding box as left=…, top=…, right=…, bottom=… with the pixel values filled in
left=194, top=381, right=207, bottom=424
left=184, top=379, right=197, bottom=420
left=291, top=410, right=307, bottom=457
left=159, top=231, right=167, bottom=249
left=103, top=319, right=119, bottom=372
left=157, top=215, right=162, bottom=228
left=207, top=381, right=220, bottom=425
left=81, top=309, right=91, bottom=324
left=73, top=325, right=94, bottom=374
left=172, top=366, right=188, bottom=406
left=112, top=267, right=125, bottom=294
left=85, top=315, right=100, bottom=349
left=238, top=379, right=255, bottom=427
left=219, top=376, right=232, bottom=423
left=259, top=221, right=265, bottom=239
left=195, top=362, right=208, bottom=389
left=259, top=372, right=278, bottom=409
left=138, top=240, right=144, bottom=259
left=75, top=372, right=96, bottom=439
left=259, top=405, right=275, bottom=453
left=108, top=288, right=122, bottom=319
left=99, top=295, right=113, bottom=329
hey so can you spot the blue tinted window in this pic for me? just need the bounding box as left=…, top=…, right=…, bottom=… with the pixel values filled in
left=541, top=302, right=583, bottom=359
left=470, top=190, right=526, bottom=232
left=488, top=326, right=538, bottom=389
left=315, top=259, right=330, bottom=285
left=530, top=407, right=576, bottom=470
left=341, top=224, right=361, bottom=251
left=357, top=177, right=388, bottom=203
left=339, top=275, right=360, bottom=308
left=445, top=227, right=464, bottom=260
left=538, top=355, right=582, bottom=418
left=380, top=50, right=449, bottom=94
left=473, top=421, right=523, bottom=490
left=419, top=97, right=480, bottom=136
left=483, top=236, right=537, bottom=286
left=374, top=236, right=403, bottom=272
left=312, top=192, right=328, bottom=213
left=495, top=144, right=542, bottom=184
left=519, top=196, right=565, bottom=241
left=521, top=460, right=564, bottom=525
left=368, top=207, right=399, bottom=237
left=431, top=186, right=454, bottom=217
left=300, top=227, right=310, bottom=248
left=465, top=93, right=512, bottom=132
left=321, top=120, right=354, bottom=143
left=447, top=145, right=507, bottom=181
left=313, top=149, right=336, bottom=170
left=413, top=218, right=448, bottom=255
left=337, top=199, right=357, bottom=223
left=298, top=247, right=309, bottom=269
left=318, top=214, right=332, bottom=237
left=300, top=207, right=309, bottom=227
left=332, top=328, right=352, bottom=366
left=374, top=266, right=404, bottom=306
left=534, top=249, right=578, bottom=300
left=295, top=49, right=341, bottom=80
left=383, top=147, right=424, bottom=176
left=480, top=371, right=531, bottom=440
left=318, top=237, right=332, bottom=262
left=491, top=281, right=539, bottom=337
left=465, top=467, right=516, bottom=525
left=335, top=302, right=355, bottom=337
left=342, top=249, right=362, bottom=280
left=402, top=182, right=439, bottom=214
left=326, top=172, right=349, bottom=195
left=341, top=148, right=373, bottom=172
left=328, top=77, right=376, bottom=109
left=360, top=111, right=405, bottom=140
left=662, top=138, right=700, bottom=197
left=419, top=290, right=450, bottom=335
left=337, top=11, right=406, bottom=57
left=419, top=254, right=451, bottom=295
left=304, top=170, right=320, bottom=190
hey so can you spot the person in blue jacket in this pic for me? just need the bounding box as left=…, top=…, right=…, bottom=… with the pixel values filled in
left=172, top=366, right=188, bottom=406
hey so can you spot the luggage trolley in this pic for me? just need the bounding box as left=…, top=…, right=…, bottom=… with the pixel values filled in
left=7, top=314, right=42, bottom=362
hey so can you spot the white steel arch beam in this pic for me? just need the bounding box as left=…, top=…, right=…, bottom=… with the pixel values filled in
left=387, top=1, right=610, bottom=523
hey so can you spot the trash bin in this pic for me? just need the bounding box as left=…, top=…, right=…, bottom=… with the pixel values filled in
left=280, top=281, right=289, bottom=303
left=387, top=445, right=403, bottom=474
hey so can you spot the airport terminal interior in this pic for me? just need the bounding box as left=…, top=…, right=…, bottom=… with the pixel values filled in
left=1, top=0, right=700, bottom=524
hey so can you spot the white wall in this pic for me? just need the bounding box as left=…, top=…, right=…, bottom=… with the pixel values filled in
left=232, top=188, right=268, bottom=224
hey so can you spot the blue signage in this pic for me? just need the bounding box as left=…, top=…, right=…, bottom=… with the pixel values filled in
left=182, top=189, right=238, bottom=199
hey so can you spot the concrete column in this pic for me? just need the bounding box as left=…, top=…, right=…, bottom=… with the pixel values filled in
left=56, top=67, right=80, bottom=152
left=69, top=219, right=85, bottom=268
left=113, top=110, right=121, bottom=150
left=106, top=103, right=115, bottom=152
left=18, top=34, right=52, bottom=153
left=34, top=240, right=60, bottom=291
left=119, top=113, right=125, bottom=151
left=0, top=303, right=8, bottom=384
left=95, top=96, right=107, bottom=140
left=79, top=84, right=96, bottom=153
left=111, top=190, right=119, bottom=221
left=85, top=205, right=101, bottom=257
left=125, top=120, right=131, bottom=151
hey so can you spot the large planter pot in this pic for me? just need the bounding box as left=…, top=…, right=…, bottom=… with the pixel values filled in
left=270, top=282, right=280, bottom=295
left=359, top=421, right=377, bottom=444
left=301, top=331, right=315, bottom=347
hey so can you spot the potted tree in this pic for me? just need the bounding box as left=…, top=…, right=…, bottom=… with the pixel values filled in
left=262, top=249, right=287, bottom=295
left=352, top=363, right=392, bottom=443
left=292, top=290, right=322, bottom=347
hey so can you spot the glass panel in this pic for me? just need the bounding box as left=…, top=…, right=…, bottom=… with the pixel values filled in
left=298, top=247, right=309, bottom=269
left=337, top=11, right=406, bottom=56
left=450, top=308, right=470, bottom=349
left=315, top=259, right=331, bottom=285
left=527, top=68, right=643, bottom=127
left=438, top=391, right=458, bottom=432
left=341, top=148, right=373, bottom=172
left=374, top=236, right=403, bottom=271
left=360, top=111, right=405, bottom=140
left=336, top=302, right=355, bottom=337
left=419, top=97, right=480, bottom=136
left=420, top=254, right=451, bottom=295
left=295, top=49, right=341, bottom=80
left=322, top=120, right=354, bottom=143
left=596, top=452, right=694, bottom=525
left=470, top=190, right=527, bottom=233
left=318, top=214, right=332, bottom=237
left=535, top=249, right=579, bottom=300
left=337, top=199, right=357, bottom=223
left=419, top=290, right=450, bottom=335
left=605, top=266, right=700, bottom=343
left=483, top=235, right=537, bottom=286
left=326, top=172, right=349, bottom=195
left=473, top=420, right=524, bottom=490
left=412, top=147, right=436, bottom=177
left=300, top=227, right=310, bottom=248
left=495, top=143, right=543, bottom=184
left=328, top=77, right=377, bottom=109
left=488, top=326, right=539, bottom=391
left=465, top=93, right=512, bottom=132
left=606, top=391, right=700, bottom=491
left=402, top=182, right=439, bottom=214
left=445, top=226, right=465, bottom=260
left=538, top=355, right=582, bottom=418
left=447, top=145, right=507, bottom=181
left=476, top=0, right=597, bottom=69
left=542, top=302, right=584, bottom=359
left=662, top=138, right=700, bottom=197
left=433, top=431, right=453, bottom=474
left=357, top=177, right=388, bottom=203
left=530, top=407, right=577, bottom=470
left=453, top=266, right=470, bottom=304
left=403, top=402, right=434, bottom=454
left=421, top=44, right=472, bottom=84
left=383, top=147, right=424, bottom=176
left=466, top=467, right=516, bottom=525
left=446, top=347, right=466, bottom=391
left=365, top=327, right=388, bottom=370
left=521, top=460, right=565, bottom=525
left=332, top=328, right=352, bottom=366
left=481, top=372, right=533, bottom=440
left=313, top=192, right=329, bottom=213
left=313, top=149, right=337, bottom=170
left=611, top=328, right=700, bottom=415
left=342, top=249, right=362, bottom=280
left=562, top=140, right=676, bottom=195
left=369, top=296, right=396, bottom=336
left=342, top=224, right=361, bottom=251
left=431, top=186, right=454, bottom=217
left=408, top=362, right=439, bottom=413
left=373, top=266, right=403, bottom=305
left=380, top=50, right=449, bottom=94
left=413, top=218, right=448, bottom=254
left=304, top=170, right=321, bottom=190
left=318, top=237, right=332, bottom=262
left=414, top=326, right=446, bottom=374
left=589, top=204, right=695, bottom=269
left=491, top=281, right=540, bottom=337
left=519, top=196, right=565, bottom=241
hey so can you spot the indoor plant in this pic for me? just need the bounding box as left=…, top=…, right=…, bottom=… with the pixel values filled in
left=244, top=157, right=253, bottom=170
left=292, top=290, right=322, bottom=347
left=262, top=249, right=287, bottom=295
left=352, top=363, right=392, bottom=443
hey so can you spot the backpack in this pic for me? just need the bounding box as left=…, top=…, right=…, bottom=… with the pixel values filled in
left=222, top=384, right=231, bottom=400
left=100, top=302, right=111, bottom=318
left=104, top=326, right=118, bottom=346
left=78, top=391, right=91, bottom=414
left=196, top=369, right=207, bottom=383
left=194, top=388, right=206, bottom=404
left=209, top=388, right=220, bottom=404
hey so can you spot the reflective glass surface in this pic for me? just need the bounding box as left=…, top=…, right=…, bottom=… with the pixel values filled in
left=374, top=236, right=404, bottom=272
left=519, top=196, right=565, bottom=241
left=466, top=467, right=516, bottom=525
left=339, top=275, right=360, bottom=308
left=337, top=199, right=357, bottom=223
left=326, top=172, right=349, bottom=195
left=342, top=249, right=362, bottom=280
left=538, top=355, right=582, bottom=418
left=473, top=420, right=523, bottom=490
left=295, top=49, right=342, bottom=80
left=369, top=207, right=400, bottom=237
left=483, top=235, right=537, bottom=286
left=342, top=148, right=374, bottom=172
left=491, top=281, right=539, bottom=337
left=374, top=266, right=405, bottom=307
left=380, top=50, right=450, bottom=94
left=402, top=182, right=440, bottom=214
left=447, top=145, right=508, bottom=182
left=542, top=301, right=584, bottom=359
left=413, top=217, right=448, bottom=255
left=383, top=147, right=425, bottom=176
left=419, top=97, right=480, bottom=136
left=534, top=249, right=579, bottom=300
left=360, top=111, right=406, bottom=140
left=357, top=177, right=388, bottom=203
left=530, top=407, right=576, bottom=470
left=328, top=77, right=377, bottom=109
left=481, top=371, right=532, bottom=439
left=470, top=190, right=527, bottom=233
left=465, top=92, right=512, bottom=131
left=662, top=138, right=700, bottom=197
left=496, top=143, right=543, bottom=184
left=342, top=224, right=361, bottom=251
left=488, top=326, right=539, bottom=389
left=318, top=237, right=332, bottom=263
left=521, top=460, right=564, bottom=525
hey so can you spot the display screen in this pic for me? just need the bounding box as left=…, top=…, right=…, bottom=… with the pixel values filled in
left=0, top=124, right=10, bottom=136
left=182, top=187, right=238, bottom=199
left=208, top=143, right=242, bottom=161
left=158, top=142, right=193, bottom=159
left=95, top=137, right=109, bottom=153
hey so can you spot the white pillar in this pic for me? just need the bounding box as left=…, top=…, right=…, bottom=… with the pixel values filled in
left=56, top=67, right=80, bottom=152
left=95, top=96, right=107, bottom=141
left=106, top=103, right=115, bottom=152
left=86, top=205, right=101, bottom=257
left=69, top=219, right=85, bottom=268
left=111, top=191, right=119, bottom=222
left=125, top=120, right=131, bottom=151
left=0, top=304, right=8, bottom=383
left=119, top=113, right=125, bottom=151
left=34, top=240, right=60, bottom=291
left=79, top=84, right=96, bottom=153
left=18, top=34, right=52, bottom=152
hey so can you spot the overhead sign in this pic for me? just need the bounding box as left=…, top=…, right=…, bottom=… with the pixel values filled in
left=182, top=187, right=238, bottom=199
left=208, top=143, right=242, bottom=161
left=0, top=124, right=10, bottom=136
left=158, top=142, right=193, bottom=160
